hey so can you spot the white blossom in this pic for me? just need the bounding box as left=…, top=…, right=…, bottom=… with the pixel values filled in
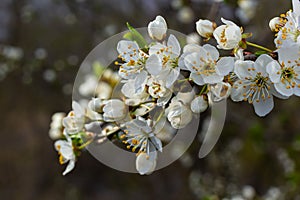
left=148, top=15, right=167, bottom=41
left=166, top=100, right=193, bottom=129
left=88, top=98, right=106, bottom=113
left=54, top=135, right=76, bottom=175
left=166, top=92, right=194, bottom=129
left=266, top=44, right=300, bottom=97
left=213, top=18, right=242, bottom=50
left=183, top=44, right=234, bottom=85
left=117, top=40, right=148, bottom=79
left=148, top=34, right=181, bottom=88
left=123, top=117, right=164, bottom=175
left=146, top=77, right=172, bottom=106
left=231, top=54, right=281, bottom=116
left=196, top=19, right=216, bottom=38
left=209, top=82, right=232, bottom=102
left=121, top=77, right=149, bottom=104
left=274, top=5, right=300, bottom=48
left=63, top=101, right=86, bottom=134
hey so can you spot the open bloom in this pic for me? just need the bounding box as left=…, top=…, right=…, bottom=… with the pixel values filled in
left=148, top=15, right=167, bottom=41
left=54, top=135, right=76, bottom=176
left=121, top=78, right=150, bottom=107
left=266, top=44, right=300, bottom=97
left=231, top=54, right=281, bottom=117
left=117, top=40, right=148, bottom=79
left=123, top=117, right=163, bottom=175
left=102, top=99, right=127, bottom=122
left=63, top=101, right=86, bottom=134
left=183, top=44, right=234, bottom=85
left=196, top=19, right=216, bottom=38
left=274, top=6, right=300, bottom=48
left=213, top=18, right=242, bottom=50
left=148, top=34, right=181, bottom=88
left=146, top=77, right=172, bottom=106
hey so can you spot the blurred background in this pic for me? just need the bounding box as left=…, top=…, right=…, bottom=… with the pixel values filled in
left=2, top=0, right=300, bottom=199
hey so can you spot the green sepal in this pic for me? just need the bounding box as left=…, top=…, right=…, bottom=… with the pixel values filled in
left=123, top=22, right=148, bottom=49
left=238, top=40, right=247, bottom=49
left=242, top=32, right=253, bottom=39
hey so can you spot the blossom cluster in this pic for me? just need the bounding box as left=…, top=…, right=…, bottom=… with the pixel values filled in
left=50, top=0, right=300, bottom=175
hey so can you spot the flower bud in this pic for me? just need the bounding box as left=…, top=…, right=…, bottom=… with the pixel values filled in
left=166, top=100, right=193, bottom=129
left=191, top=96, right=208, bottom=113
left=148, top=16, right=167, bottom=41
left=88, top=98, right=106, bottom=113
left=196, top=19, right=216, bottom=38
left=209, top=82, right=232, bottom=102
left=213, top=18, right=242, bottom=50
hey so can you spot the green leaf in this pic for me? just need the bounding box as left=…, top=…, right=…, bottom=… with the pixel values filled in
left=124, top=22, right=148, bottom=48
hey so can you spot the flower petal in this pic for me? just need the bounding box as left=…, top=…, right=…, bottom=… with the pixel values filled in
left=253, top=96, right=274, bottom=117
left=231, top=82, right=247, bottom=102
left=63, top=160, right=75, bottom=176
left=216, top=57, right=234, bottom=76
left=274, top=82, right=293, bottom=97
left=136, top=151, right=157, bottom=175
left=134, top=71, right=148, bottom=93
left=184, top=52, right=202, bottom=72
left=167, top=34, right=181, bottom=56
left=165, top=68, right=179, bottom=88
left=203, top=44, right=219, bottom=61
left=190, top=73, right=205, bottom=85
left=254, top=54, right=274, bottom=75
left=117, top=40, right=139, bottom=61
left=234, top=60, right=255, bottom=79
left=150, top=137, right=163, bottom=152
left=146, top=54, right=162, bottom=76
left=202, top=73, right=223, bottom=84
left=266, top=60, right=281, bottom=83
left=72, top=101, right=84, bottom=116
left=191, top=96, right=208, bottom=113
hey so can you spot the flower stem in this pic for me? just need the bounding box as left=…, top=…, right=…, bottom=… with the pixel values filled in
left=78, top=139, right=93, bottom=149
left=246, top=41, right=273, bottom=53
left=177, top=78, right=190, bottom=83
left=199, top=85, right=208, bottom=95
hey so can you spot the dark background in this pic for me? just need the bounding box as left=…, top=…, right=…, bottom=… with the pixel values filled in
left=1, top=0, right=299, bottom=199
